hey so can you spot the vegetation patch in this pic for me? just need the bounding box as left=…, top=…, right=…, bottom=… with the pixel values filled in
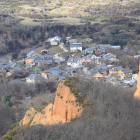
left=70, top=116, right=80, bottom=123
left=64, top=77, right=86, bottom=107
left=1, top=123, right=20, bottom=140
left=3, top=94, right=13, bottom=107
left=33, top=104, right=48, bottom=112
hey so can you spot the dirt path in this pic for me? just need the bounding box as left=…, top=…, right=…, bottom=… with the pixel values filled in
left=59, top=42, right=68, bottom=52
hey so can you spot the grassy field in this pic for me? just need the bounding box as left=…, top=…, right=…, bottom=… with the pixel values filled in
left=48, top=46, right=64, bottom=53
left=53, top=17, right=85, bottom=25
left=18, top=5, right=41, bottom=10
left=18, top=16, right=42, bottom=26
left=78, top=39, right=87, bottom=43
left=20, top=17, right=42, bottom=26
left=52, top=17, right=107, bottom=25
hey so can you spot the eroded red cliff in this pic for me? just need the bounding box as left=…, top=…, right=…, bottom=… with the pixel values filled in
left=19, top=79, right=83, bottom=126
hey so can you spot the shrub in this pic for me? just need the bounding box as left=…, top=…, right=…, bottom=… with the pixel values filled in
left=3, top=94, right=13, bottom=107
left=12, top=53, right=18, bottom=59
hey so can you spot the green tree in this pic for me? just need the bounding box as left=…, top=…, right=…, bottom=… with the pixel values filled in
left=12, top=53, right=18, bottom=59
left=110, top=28, right=119, bottom=36
left=3, top=94, right=13, bottom=106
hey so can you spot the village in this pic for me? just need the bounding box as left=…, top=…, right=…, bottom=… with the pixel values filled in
left=0, top=35, right=139, bottom=95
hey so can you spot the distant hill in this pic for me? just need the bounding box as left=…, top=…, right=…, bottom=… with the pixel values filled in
left=0, top=0, right=140, bottom=18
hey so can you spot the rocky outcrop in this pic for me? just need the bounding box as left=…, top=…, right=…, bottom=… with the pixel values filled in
left=51, top=80, right=83, bottom=124
left=30, top=103, right=53, bottom=125
left=134, top=62, right=140, bottom=99
left=19, top=79, right=83, bottom=126
left=19, top=107, right=37, bottom=126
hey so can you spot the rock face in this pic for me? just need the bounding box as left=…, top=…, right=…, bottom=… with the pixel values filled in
left=19, top=107, right=37, bottom=126
left=134, top=62, right=140, bottom=99
left=19, top=80, right=83, bottom=126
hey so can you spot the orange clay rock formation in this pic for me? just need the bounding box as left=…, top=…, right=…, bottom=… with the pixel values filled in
left=19, top=107, right=37, bottom=126
left=19, top=79, right=83, bottom=126
left=134, top=62, right=140, bottom=99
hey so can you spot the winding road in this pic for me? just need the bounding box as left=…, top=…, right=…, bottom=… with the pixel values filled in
left=59, top=42, right=68, bottom=52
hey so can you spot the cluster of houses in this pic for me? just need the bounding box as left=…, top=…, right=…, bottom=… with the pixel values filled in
left=0, top=36, right=138, bottom=88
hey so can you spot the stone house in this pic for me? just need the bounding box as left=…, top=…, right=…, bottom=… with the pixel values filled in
left=81, top=54, right=97, bottom=63
left=40, top=54, right=53, bottom=60
left=41, top=68, right=67, bottom=79
left=99, top=69, right=109, bottom=76
left=9, top=66, right=27, bottom=76
left=48, top=70, right=67, bottom=80
left=66, top=37, right=72, bottom=41
left=71, top=53, right=82, bottom=58
left=26, top=74, right=45, bottom=84
left=25, top=56, right=42, bottom=67
left=50, top=36, right=61, bottom=43
left=98, top=44, right=111, bottom=50
left=101, top=53, right=116, bottom=59
left=93, top=72, right=105, bottom=80
left=50, top=36, right=61, bottom=46
left=111, top=45, right=121, bottom=50
left=41, top=71, right=50, bottom=79
left=27, top=50, right=40, bottom=57
left=109, top=66, right=123, bottom=75
left=103, top=76, right=118, bottom=86
left=67, top=58, right=82, bottom=68
left=50, top=40, right=59, bottom=46
left=0, top=58, right=8, bottom=64
left=70, top=43, right=82, bottom=52
left=83, top=45, right=99, bottom=54
left=123, top=78, right=136, bottom=85
left=118, top=69, right=133, bottom=78
left=95, top=48, right=106, bottom=55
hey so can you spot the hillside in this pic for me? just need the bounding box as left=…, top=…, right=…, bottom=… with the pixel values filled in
left=2, top=77, right=140, bottom=140
left=1, top=0, right=140, bottom=20
left=1, top=1, right=140, bottom=139
left=0, top=0, right=140, bottom=58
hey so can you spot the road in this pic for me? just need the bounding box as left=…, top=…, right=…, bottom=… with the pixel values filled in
left=59, top=42, right=68, bottom=52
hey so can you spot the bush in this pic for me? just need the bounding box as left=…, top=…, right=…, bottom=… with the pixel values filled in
left=110, top=28, right=119, bottom=36
left=135, top=26, right=140, bottom=34
left=3, top=94, right=13, bottom=107
left=110, top=17, right=129, bottom=24
left=127, top=22, right=134, bottom=27
left=12, top=53, right=18, bottom=59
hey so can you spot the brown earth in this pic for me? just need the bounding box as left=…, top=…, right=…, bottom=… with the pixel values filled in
left=19, top=80, right=83, bottom=126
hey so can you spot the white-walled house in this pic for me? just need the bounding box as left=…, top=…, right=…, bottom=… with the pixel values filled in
left=67, top=58, right=82, bottom=68
left=49, top=36, right=61, bottom=46
left=50, top=36, right=61, bottom=43
left=123, top=78, right=136, bottom=85
left=26, top=74, right=45, bottom=84
left=111, top=45, right=121, bottom=50
left=70, top=43, right=82, bottom=52
left=81, top=54, right=97, bottom=63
